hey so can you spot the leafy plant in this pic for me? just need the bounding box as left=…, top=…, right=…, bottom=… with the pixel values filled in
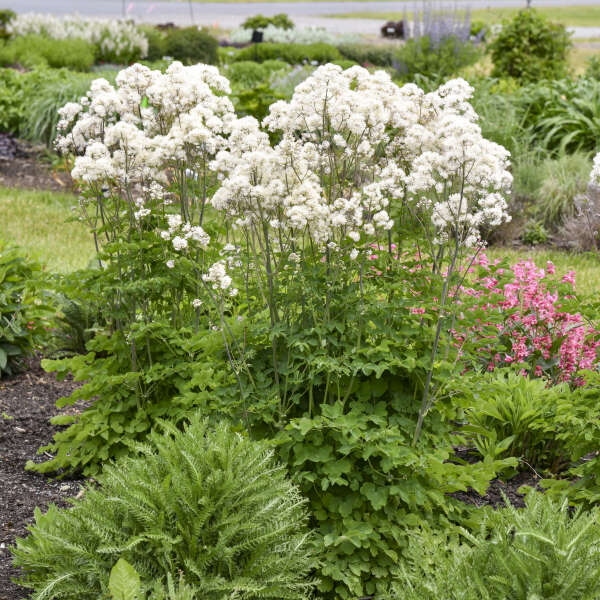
left=0, top=241, right=50, bottom=378
left=0, top=8, right=15, bottom=39
left=518, top=77, right=600, bottom=154
left=30, top=321, right=233, bottom=475
left=489, top=9, right=571, bottom=82
left=21, top=68, right=117, bottom=146
left=15, top=417, right=317, bottom=600
left=395, top=491, right=600, bottom=599
left=338, top=43, right=396, bottom=66
left=163, top=27, right=218, bottom=65
left=521, top=220, right=549, bottom=245
left=453, top=370, right=574, bottom=474
left=0, top=34, right=95, bottom=71
left=139, top=24, right=167, bottom=62
left=585, top=55, right=600, bottom=80
left=232, top=81, right=284, bottom=120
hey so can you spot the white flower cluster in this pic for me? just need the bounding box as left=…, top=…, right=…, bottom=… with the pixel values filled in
left=161, top=214, right=211, bottom=252
left=7, top=13, right=148, bottom=62
left=57, top=61, right=235, bottom=270
left=58, top=61, right=234, bottom=189
left=229, top=25, right=356, bottom=46
left=203, top=260, right=238, bottom=296
left=61, top=61, right=511, bottom=284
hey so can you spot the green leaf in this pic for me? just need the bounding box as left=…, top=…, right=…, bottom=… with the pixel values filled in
left=0, top=347, right=7, bottom=370
left=108, top=558, right=140, bottom=600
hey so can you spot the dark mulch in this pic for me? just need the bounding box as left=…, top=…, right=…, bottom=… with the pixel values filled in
left=0, top=134, right=73, bottom=193
left=451, top=470, right=542, bottom=509
left=0, top=359, right=84, bottom=600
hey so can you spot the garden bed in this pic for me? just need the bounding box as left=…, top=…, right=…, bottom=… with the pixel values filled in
left=0, top=359, right=83, bottom=600
left=0, top=134, right=72, bottom=192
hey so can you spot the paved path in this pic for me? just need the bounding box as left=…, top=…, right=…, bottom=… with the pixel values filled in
left=2, top=0, right=600, bottom=38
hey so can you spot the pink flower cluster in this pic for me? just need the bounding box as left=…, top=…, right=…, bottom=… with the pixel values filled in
left=456, top=255, right=600, bottom=385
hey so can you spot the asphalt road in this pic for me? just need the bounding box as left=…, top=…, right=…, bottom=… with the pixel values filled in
left=2, top=0, right=600, bottom=38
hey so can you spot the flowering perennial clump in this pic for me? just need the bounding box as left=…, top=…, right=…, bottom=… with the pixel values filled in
left=456, top=255, right=600, bottom=384
left=7, top=13, right=148, bottom=62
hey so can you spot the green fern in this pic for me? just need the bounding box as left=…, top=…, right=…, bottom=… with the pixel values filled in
left=394, top=491, right=600, bottom=599
left=13, top=417, right=317, bottom=600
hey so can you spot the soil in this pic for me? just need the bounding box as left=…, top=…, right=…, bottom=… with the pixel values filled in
left=0, top=134, right=73, bottom=193
left=0, top=359, right=84, bottom=600
left=451, top=470, right=542, bottom=509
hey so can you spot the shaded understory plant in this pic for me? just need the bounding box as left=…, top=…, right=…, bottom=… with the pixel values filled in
left=14, top=417, right=317, bottom=600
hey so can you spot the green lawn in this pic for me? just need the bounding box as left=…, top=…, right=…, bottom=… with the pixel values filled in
left=0, top=187, right=95, bottom=273
left=323, top=6, right=600, bottom=27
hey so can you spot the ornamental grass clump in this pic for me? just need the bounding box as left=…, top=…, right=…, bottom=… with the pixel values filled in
left=13, top=417, right=317, bottom=600
left=40, top=62, right=514, bottom=597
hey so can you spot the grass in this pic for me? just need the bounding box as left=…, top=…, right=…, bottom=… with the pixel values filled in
left=323, top=6, right=600, bottom=27
left=486, top=247, right=600, bottom=297
left=0, top=187, right=95, bottom=273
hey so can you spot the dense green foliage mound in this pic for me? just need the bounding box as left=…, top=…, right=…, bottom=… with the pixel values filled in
left=14, top=417, right=317, bottom=600
left=489, top=9, right=571, bottom=81
left=0, top=34, right=95, bottom=71
left=241, top=13, right=294, bottom=30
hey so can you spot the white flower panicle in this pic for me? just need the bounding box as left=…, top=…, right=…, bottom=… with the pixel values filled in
left=202, top=261, right=238, bottom=297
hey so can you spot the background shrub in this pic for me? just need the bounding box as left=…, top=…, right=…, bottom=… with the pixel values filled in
left=395, top=492, right=600, bottom=600
left=338, top=42, right=396, bottom=66
left=0, top=8, right=15, bottom=39
left=0, top=35, right=95, bottom=71
left=0, top=67, right=27, bottom=134
left=140, top=24, right=167, bottom=61
left=489, top=9, right=571, bottom=82
left=14, top=417, right=317, bottom=600
left=225, top=59, right=284, bottom=87
left=232, top=42, right=341, bottom=64
left=393, top=35, right=480, bottom=82
left=241, top=13, right=294, bottom=30
left=163, top=27, right=218, bottom=65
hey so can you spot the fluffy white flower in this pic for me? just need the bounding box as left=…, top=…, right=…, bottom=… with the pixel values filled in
left=202, top=261, right=233, bottom=291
